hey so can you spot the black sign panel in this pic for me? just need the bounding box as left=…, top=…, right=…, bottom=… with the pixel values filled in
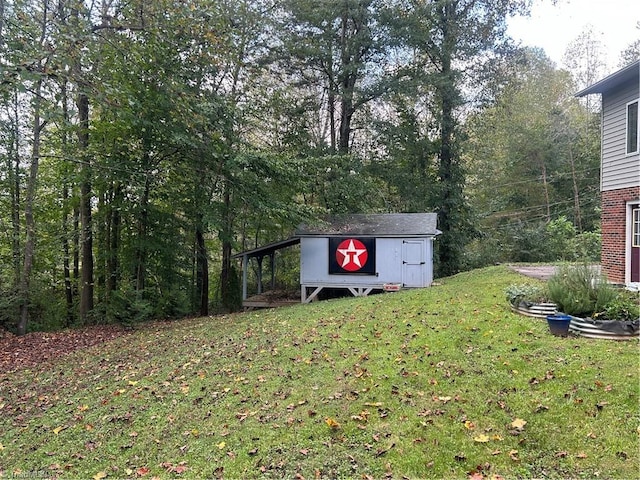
left=328, top=237, right=376, bottom=275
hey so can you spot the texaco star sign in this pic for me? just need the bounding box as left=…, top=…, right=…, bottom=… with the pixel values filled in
left=335, top=238, right=368, bottom=272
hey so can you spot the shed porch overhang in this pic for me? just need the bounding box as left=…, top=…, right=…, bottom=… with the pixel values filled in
left=232, top=237, right=300, bottom=306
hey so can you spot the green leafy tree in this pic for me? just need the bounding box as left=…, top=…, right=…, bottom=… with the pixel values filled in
left=276, top=0, right=390, bottom=154
left=381, top=0, right=531, bottom=276
left=465, top=48, right=601, bottom=266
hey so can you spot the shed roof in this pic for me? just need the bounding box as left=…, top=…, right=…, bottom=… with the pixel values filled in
left=231, top=237, right=300, bottom=260
left=575, top=60, right=639, bottom=97
left=296, top=213, right=440, bottom=237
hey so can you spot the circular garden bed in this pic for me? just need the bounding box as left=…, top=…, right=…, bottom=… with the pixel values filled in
left=510, top=300, right=639, bottom=340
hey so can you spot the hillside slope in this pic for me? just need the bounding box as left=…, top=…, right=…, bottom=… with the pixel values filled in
left=1, top=266, right=637, bottom=479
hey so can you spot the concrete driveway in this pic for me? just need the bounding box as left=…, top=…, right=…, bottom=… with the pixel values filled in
left=509, top=264, right=601, bottom=281
left=509, top=265, right=558, bottom=280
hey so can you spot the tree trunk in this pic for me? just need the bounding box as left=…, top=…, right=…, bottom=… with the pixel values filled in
left=435, top=2, right=460, bottom=277
left=17, top=0, right=49, bottom=335
left=97, top=191, right=107, bottom=292
left=328, top=85, right=336, bottom=152
left=77, top=91, right=94, bottom=322
left=73, top=205, right=80, bottom=289
left=568, top=144, right=582, bottom=232
left=337, top=12, right=356, bottom=154
left=0, top=0, right=5, bottom=43
left=61, top=78, right=74, bottom=325
left=338, top=88, right=354, bottom=154
left=17, top=78, right=45, bottom=336
left=540, top=157, right=551, bottom=222
left=62, top=182, right=74, bottom=326
left=195, top=223, right=209, bottom=316
left=135, top=174, right=150, bottom=294
left=194, top=160, right=209, bottom=316
left=106, top=183, right=122, bottom=296
left=219, top=182, right=234, bottom=311
left=10, top=90, right=21, bottom=285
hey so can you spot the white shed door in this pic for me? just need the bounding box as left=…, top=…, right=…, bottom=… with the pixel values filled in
left=402, top=240, right=425, bottom=287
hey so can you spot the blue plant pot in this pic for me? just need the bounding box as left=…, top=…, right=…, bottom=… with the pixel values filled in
left=546, top=314, right=572, bottom=336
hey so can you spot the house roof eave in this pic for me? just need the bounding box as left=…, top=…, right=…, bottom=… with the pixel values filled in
left=575, top=60, right=640, bottom=97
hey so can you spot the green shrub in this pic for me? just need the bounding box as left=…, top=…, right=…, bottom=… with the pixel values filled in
left=505, top=283, right=550, bottom=306
left=546, top=216, right=576, bottom=261
left=462, top=235, right=505, bottom=270
left=547, top=264, right=616, bottom=317
left=594, top=290, right=640, bottom=321
left=570, top=230, right=601, bottom=262
left=106, top=288, right=153, bottom=328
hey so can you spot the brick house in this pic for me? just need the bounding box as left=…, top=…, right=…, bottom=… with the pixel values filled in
left=577, top=60, right=640, bottom=286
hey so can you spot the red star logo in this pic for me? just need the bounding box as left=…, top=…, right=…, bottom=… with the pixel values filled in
left=336, top=239, right=368, bottom=272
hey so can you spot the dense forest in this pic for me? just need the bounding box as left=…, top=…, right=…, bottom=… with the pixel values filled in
left=1, top=0, right=638, bottom=334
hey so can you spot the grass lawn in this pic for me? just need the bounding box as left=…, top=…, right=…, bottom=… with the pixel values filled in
left=1, top=266, right=638, bottom=479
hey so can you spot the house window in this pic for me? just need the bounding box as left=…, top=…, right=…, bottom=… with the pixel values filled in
left=627, top=100, right=639, bottom=154
left=634, top=208, right=640, bottom=248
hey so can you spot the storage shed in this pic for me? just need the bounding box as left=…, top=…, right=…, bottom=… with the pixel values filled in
left=233, top=213, right=440, bottom=307
left=296, top=213, right=440, bottom=302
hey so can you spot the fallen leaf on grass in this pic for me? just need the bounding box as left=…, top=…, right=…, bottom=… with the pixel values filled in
left=161, top=462, right=188, bottom=474
left=464, top=420, right=475, bottom=430
left=351, top=410, right=370, bottom=422
left=216, top=442, right=226, bottom=450
left=473, top=434, right=490, bottom=443
left=534, top=404, right=549, bottom=413
left=576, top=452, right=588, bottom=459
left=53, top=425, right=68, bottom=435
left=93, top=472, right=107, bottom=480
left=136, top=467, right=150, bottom=476
left=508, top=450, right=519, bottom=461
left=375, top=443, right=396, bottom=457
left=325, top=417, right=341, bottom=429
left=510, top=418, right=527, bottom=431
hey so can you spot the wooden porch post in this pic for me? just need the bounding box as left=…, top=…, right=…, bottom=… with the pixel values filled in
left=242, top=254, right=248, bottom=301
left=270, top=253, right=276, bottom=290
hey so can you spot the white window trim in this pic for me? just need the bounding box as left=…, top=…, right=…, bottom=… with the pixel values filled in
left=625, top=99, right=639, bottom=156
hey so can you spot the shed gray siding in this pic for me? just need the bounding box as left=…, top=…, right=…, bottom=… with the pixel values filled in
left=297, top=213, right=439, bottom=302
left=601, top=78, right=640, bottom=192
left=299, top=236, right=434, bottom=287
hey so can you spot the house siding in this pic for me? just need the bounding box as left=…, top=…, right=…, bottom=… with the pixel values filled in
left=601, top=186, right=640, bottom=283
left=601, top=78, right=640, bottom=192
